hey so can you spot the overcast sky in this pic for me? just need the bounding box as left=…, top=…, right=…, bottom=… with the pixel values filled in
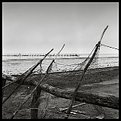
left=2, top=2, right=119, bottom=55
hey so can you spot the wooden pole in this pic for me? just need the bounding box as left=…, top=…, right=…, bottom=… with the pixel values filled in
left=30, top=44, right=65, bottom=119
left=31, top=87, right=42, bottom=119
left=2, top=48, right=54, bottom=90
left=30, top=61, right=44, bottom=119
left=10, top=59, right=55, bottom=119
left=2, top=49, right=54, bottom=104
left=65, top=26, right=109, bottom=119
left=10, top=44, right=65, bottom=119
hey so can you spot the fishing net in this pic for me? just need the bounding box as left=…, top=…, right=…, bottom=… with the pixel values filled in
left=3, top=25, right=119, bottom=119
left=31, top=44, right=100, bottom=76
left=30, top=41, right=101, bottom=77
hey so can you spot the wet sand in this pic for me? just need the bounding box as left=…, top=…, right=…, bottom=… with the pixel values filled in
left=2, top=66, right=119, bottom=119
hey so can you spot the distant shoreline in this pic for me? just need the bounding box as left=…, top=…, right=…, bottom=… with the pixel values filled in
left=2, top=53, right=118, bottom=57
left=2, top=55, right=119, bottom=60
left=2, top=56, right=119, bottom=62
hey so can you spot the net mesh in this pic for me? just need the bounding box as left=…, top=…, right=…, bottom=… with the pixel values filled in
left=2, top=26, right=119, bottom=119
left=31, top=44, right=100, bottom=76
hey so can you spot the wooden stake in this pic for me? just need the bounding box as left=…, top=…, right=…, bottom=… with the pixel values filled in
left=65, top=26, right=109, bottom=119
left=31, top=87, right=42, bottom=119
left=2, top=49, right=54, bottom=104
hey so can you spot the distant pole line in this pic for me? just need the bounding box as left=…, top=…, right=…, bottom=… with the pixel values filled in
left=2, top=53, right=82, bottom=57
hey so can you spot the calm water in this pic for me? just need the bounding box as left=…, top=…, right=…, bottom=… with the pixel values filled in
left=2, top=55, right=119, bottom=75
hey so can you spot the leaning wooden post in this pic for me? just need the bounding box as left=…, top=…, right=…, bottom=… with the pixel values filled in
left=31, top=60, right=43, bottom=119
left=31, top=86, right=42, bottom=119
left=30, top=44, right=65, bottom=119
left=65, top=26, right=109, bottom=119
left=2, top=49, right=54, bottom=105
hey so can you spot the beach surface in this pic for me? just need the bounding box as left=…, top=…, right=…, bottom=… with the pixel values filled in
left=2, top=66, right=119, bottom=119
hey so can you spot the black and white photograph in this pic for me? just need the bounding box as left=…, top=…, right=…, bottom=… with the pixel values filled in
left=2, top=2, right=119, bottom=119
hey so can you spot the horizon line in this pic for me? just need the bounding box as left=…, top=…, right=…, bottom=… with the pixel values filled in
left=2, top=53, right=118, bottom=56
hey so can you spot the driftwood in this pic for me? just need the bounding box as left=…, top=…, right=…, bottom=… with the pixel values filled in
left=2, top=74, right=119, bottom=110
left=40, top=84, right=119, bottom=109
left=59, top=103, right=86, bottom=112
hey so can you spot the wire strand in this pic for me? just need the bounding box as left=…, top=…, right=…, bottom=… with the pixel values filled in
left=101, top=44, right=119, bottom=50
